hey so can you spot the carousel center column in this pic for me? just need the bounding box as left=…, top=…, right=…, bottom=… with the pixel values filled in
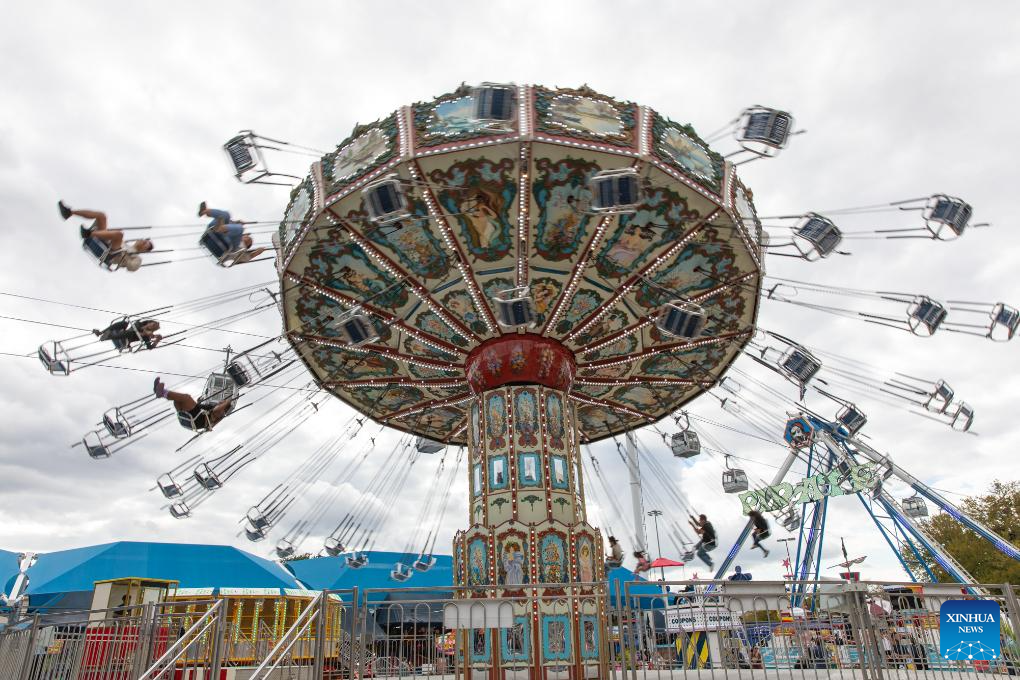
left=453, top=334, right=608, bottom=680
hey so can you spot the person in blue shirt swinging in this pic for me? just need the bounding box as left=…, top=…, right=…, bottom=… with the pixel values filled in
left=198, top=202, right=268, bottom=264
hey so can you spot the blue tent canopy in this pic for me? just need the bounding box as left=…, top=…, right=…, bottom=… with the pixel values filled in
left=24, top=541, right=301, bottom=596
left=285, top=552, right=454, bottom=602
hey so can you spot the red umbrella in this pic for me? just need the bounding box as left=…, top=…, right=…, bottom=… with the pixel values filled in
left=649, top=557, right=685, bottom=568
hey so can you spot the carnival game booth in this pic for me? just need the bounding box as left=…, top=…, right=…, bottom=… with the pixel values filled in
left=169, top=586, right=345, bottom=666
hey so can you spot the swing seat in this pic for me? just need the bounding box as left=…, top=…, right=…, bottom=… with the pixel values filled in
left=346, top=552, right=369, bottom=569
left=193, top=463, right=223, bottom=490
left=169, top=502, right=191, bottom=519
left=156, top=473, right=184, bottom=499
left=244, top=526, right=267, bottom=542
left=38, top=343, right=70, bottom=376
left=390, top=563, right=414, bottom=582
left=84, top=441, right=112, bottom=459
left=413, top=555, right=436, bottom=572
left=103, top=410, right=131, bottom=439
left=199, top=228, right=242, bottom=266
left=82, top=235, right=124, bottom=270
left=323, top=537, right=345, bottom=557
left=275, top=540, right=296, bottom=559
left=227, top=361, right=252, bottom=386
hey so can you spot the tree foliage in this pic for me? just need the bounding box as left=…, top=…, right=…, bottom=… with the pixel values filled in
left=899, top=480, right=1020, bottom=585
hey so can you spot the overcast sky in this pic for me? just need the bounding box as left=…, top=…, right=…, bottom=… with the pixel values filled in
left=0, top=1, right=1017, bottom=585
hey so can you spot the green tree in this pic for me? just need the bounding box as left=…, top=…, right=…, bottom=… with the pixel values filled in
left=899, top=480, right=1020, bottom=584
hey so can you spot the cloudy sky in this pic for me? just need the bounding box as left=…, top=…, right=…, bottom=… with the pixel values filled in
left=1, top=1, right=1017, bottom=585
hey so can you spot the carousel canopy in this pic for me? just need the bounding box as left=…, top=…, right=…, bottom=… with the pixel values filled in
left=279, top=84, right=764, bottom=444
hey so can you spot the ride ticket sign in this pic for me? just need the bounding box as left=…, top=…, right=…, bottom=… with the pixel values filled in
left=939, top=599, right=1000, bottom=661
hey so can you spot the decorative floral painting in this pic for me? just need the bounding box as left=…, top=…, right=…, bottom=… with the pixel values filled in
left=429, top=158, right=516, bottom=262
left=515, top=389, right=539, bottom=447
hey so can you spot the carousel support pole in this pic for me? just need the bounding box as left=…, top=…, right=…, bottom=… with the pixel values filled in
left=625, top=431, right=647, bottom=555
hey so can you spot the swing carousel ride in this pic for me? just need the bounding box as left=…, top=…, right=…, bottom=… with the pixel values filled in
left=33, top=82, right=1020, bottom=674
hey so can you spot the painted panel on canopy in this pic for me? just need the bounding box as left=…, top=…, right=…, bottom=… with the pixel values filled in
left=303, top=240, right=410, bottom=312
left=568, top=382, right=615, bottom=399
left=636, top=342, right=730, bottom=378
left=408, top=362, right=462, bottom=380
left=570, top=308, right=634, bottom=350
left=305, top=344, right=399, bottom=380
left=411, top=309, right=469, bottom=348
left=630, top=239, right=742, bottom=313
left=334, top=196, right=455, bottom=283
left=400, top=335, right=459, bottom=363
left=390, top=405, right=465, bottom=436
left=592, top=183, right=705, bottom=281
left=530, top=155, right=602, bottom=263
left=579, top=333, right=640, bottom=363
left=279, top=179, right=315, bottom=252
left=533, top=85, right=637, bottom=148
left=550, top=287, right=607, bottom=337
left=608, top=383, right=690, bottom=412
left=480, top=275, right=564, bottom=331
left=414, top=87, right=504, bottom=148
left=292, top=291, right=392, bottom=345
left=434, top=282, right=490, bottom=337
left=651, top=111, right=725, bottom=195
left=420, top=384, right=471, bottom=402
left=346, top=384, right=426, bottom=414
left=578, top=361, right=633, bottom=380
left=321, top=115, right=399, bottom=197
left=420, top=151, right=519, bottom=265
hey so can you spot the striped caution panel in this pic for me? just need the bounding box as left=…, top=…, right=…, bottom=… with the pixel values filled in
left=678, top=632, right=709, bottom=669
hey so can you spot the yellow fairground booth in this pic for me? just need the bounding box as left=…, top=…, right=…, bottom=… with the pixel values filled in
left=170, top=587, right=345, bottom=665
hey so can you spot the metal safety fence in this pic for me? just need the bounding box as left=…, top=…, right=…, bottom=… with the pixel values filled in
left=0, top=580, right=1017, bottom=680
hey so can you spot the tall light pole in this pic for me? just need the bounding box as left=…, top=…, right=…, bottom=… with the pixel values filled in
left=778, top=537, right=796, bottom=580
left=647, top=510, right=664, bottom=580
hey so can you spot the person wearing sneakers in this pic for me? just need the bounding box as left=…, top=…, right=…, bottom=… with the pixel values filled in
left=198, top=202, right=268, bottom=265
left=59, top=201, right=154, bottom=272
left=153, top=377, right=234, bottom=431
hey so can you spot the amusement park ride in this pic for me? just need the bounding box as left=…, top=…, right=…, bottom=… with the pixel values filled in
left=39, top=83, right=1020, bottom=676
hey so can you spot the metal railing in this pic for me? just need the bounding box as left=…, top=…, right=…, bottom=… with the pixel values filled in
left=0, top=580, right=1016, bottom=679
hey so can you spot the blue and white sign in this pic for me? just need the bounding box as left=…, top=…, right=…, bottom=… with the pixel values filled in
left=939, top=600, right=1000, bottom=661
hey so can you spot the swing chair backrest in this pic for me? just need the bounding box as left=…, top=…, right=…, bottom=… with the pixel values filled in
left=169, top=502, right=191, bottom=519
left=275, top=541, right=296, bottom=559
left=390, top=563, right=413, bottom=582
left=156, top=474, right=184, bottom=499
left=493, top=287, right=537, bottom=329
left=738, top=108, right=794, bottom=150
left=590, top=168, right=640, bottom=214
left=82, top=235, right=122, bottom=270
left=323, top=538, right=345, bottom=557
left=38, top=343, right=70, bottom=376
left=199, top=228, right=242, bottom=266
left=83, top=433, right=112, bottom=459
left=471, top=84, right=516, bottom=123
left=346, top=553, right=369, bottom=569
left=202, top=372, right=239, bottom=408
left=413, top=555, right=436, bottom=572
left=655, top=301, right=706, bottom=340
left=102, top=411, right=131, bottom=439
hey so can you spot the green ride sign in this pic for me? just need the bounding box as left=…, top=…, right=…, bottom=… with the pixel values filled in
left=739, top=463, right=880, bottom=514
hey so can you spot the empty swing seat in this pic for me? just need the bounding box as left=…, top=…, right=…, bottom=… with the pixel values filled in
left=82, top=432, right=112, bottom=459
left=721, top=468, right=749, bottom=493
left=836, top=404, right=867, bottom=436
left=227, top=361, right=252, bottom=386
left=224, top=134, right=257, bottom=176
left=413, top=555, right=436, bottom=571
left=738, top=108, right=794, bottom=149
left=156, top=474, right=184, bottom=499
left=244, top=526, right=267, bottom=542
left=332, top=311, right=379, bottom=347
left=902, top=495, right=929, bottom=519
left=103, top=410, right=131, bottom=439
left=990, top=303, right=1019, bottom=341
left=363, top=176, right=409, bottom=224
left=656, top=301, right=706, bottom=340
left=925, top=195, right=973, bottom=238
left=671, top=430, right=701, bottom=458
left=779, top=347, right=822, bottom=385
left=390, top=563, right=413, bottom=582
left=590, top=168, right=640, bottom=213
left=907, top=297, right=947, bottom=336
left=779, top=509, right=801, bottom=532
left=925, top=379, right=954, bottom=413
left=193, top=463, right=223, bottom=490
left=346, top=552, right=369, bottom=569
left=169, top=502, right=191, bottom=519
left=38, top=343, right=70, bottom=376
left=472, top=84, right=516, bottom=122
left=794, top=214, right=842, bottom=259
left=949, top=402, right=974, bottom=432
left=494, top=287, right=537, bottom=328
left=247, top=508, right=271, bottom=531
left=323, top=537, right=345, bottom=557
left=275, top=540, right=296, bottom=559
left=415, top=437, right=445, bottom=454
